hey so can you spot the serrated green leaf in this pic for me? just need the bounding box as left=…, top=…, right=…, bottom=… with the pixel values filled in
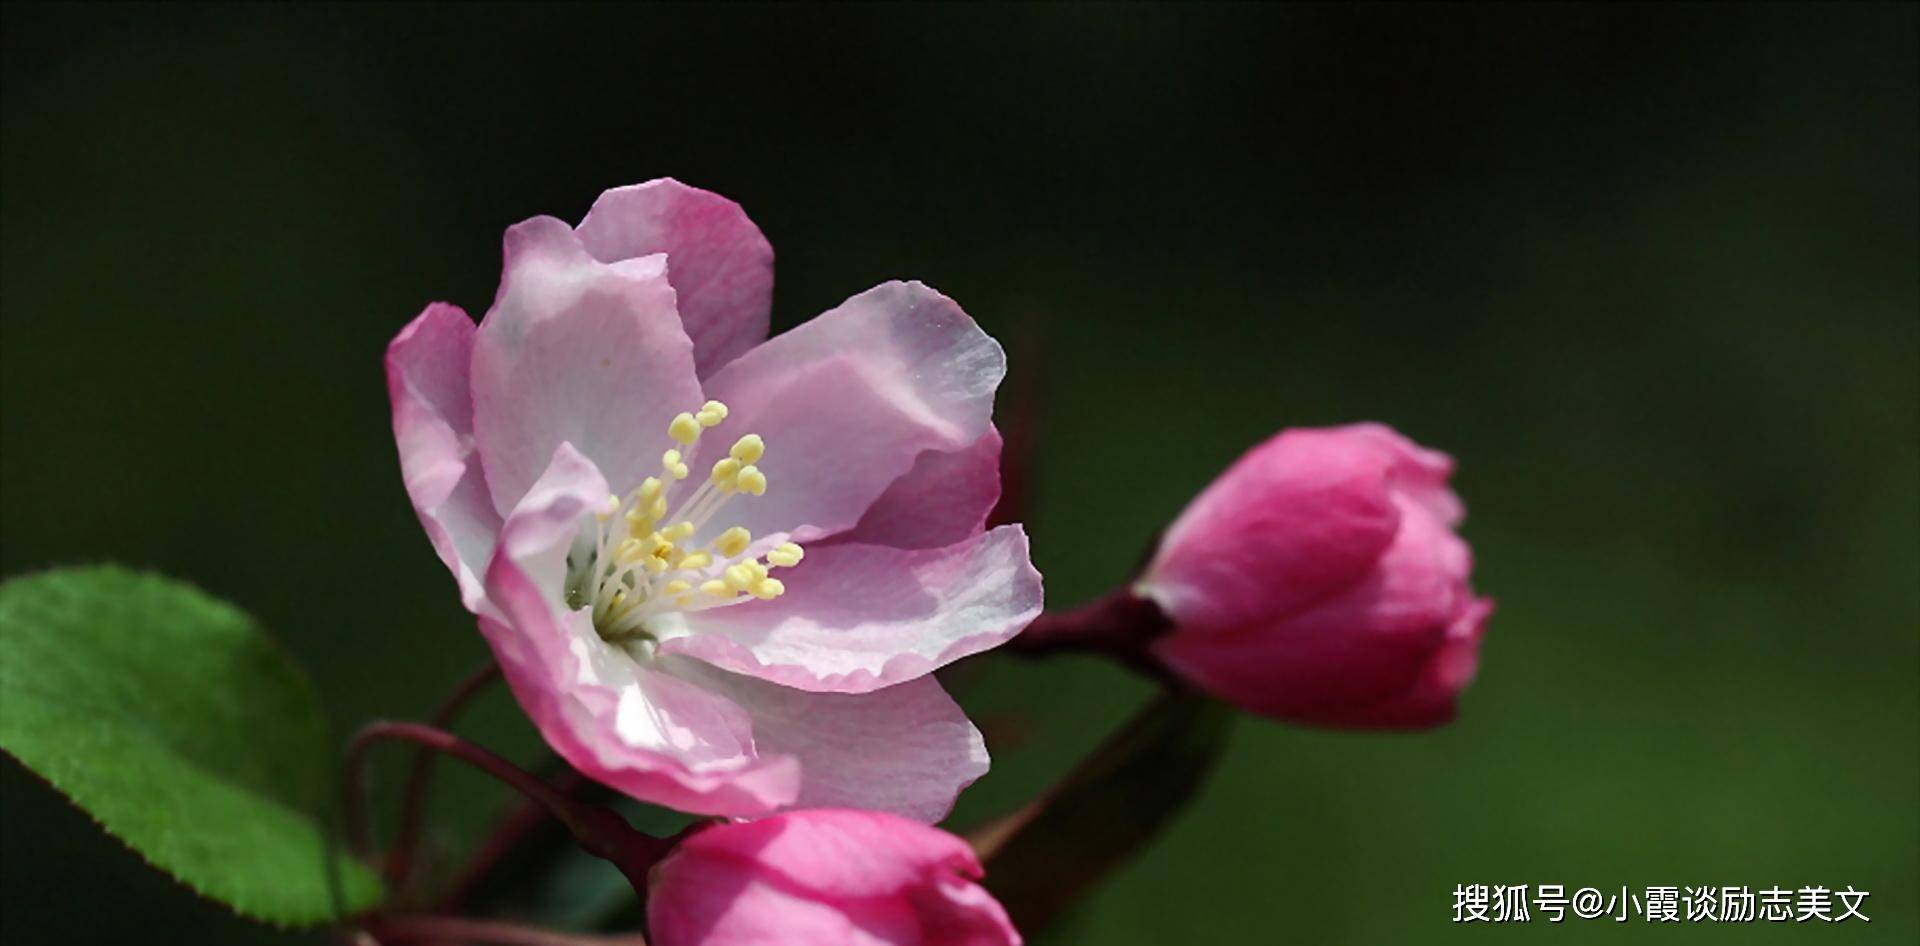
left=0, top=565, right=382, bottom=926
left=976, top=690, right=1233, bottom=935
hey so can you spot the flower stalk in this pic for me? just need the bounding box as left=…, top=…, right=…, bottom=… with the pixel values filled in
left=363, top=914, right=650, bottom=945
left=385, top=662, right=503, bottom=895
left=1004, top=589, right=1172, bottom=682
left=343, top=721, right=675, bottom=898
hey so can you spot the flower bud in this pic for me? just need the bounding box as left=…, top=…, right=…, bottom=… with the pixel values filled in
left=648, top=809, right=1021, bottom=946
left=1136, top=423, right=1491, bottom=728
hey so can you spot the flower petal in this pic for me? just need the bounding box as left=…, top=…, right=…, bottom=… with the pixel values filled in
left=666, top=656, right=989, bottom=823
left=667, top=809, right=983, bottom=900
left=692, top=281, right=1004, bottom=544
left=659, top=526, right=1042, bottom=693
left=833, top=426, right=1003, bottom=550
left=471, top=216, right=703, bottom=516
left=574, top=179, right=775, bottom=378
left=914, top=874, right=1024, bottom=946
left=1150, top=496, right=1471, bottom=721
left=1344, top=421, right=1465, bottom=526
left=649, top=858, right=918, bottom=946
left=1313, top=597, right=1494, bottom=729
left=386, top=302, right=501, bottom=611
left=1138, top=427, right=1402, bottom=631
left=481, top=443, right=800, bottom=816
left=648, top=811, right=1012, bottom=946
left=1279, top=493, right=1472, bottom=637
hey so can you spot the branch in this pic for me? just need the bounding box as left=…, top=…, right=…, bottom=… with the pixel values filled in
left=366, top=914, right=648, bottom=946
left=387, top=662, right=504, bottom=893
left=343, top=722, right=673, bottom=897
left=1002, top=589, right=1173, bottom=682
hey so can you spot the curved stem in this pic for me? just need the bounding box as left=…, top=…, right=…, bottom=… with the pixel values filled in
left=438, top=768, right=589, bottom=911
left=366, top=914, right=648, bottom=946
left=386, top=663, right=503, bottom=892
left=344, top=722, right=673, bottom=897
left=1004, top=589, right=1173, bottom=681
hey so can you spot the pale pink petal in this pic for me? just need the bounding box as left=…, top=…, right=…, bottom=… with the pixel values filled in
left=834, top=427, right=1003, bottom=550
left=481, top=443, right=799, bottom=817
left=574, top=178, right=775, bottom=378
left=471, top=216, right=703, bottom=516
left=665, top=656, right=988, bottom=822
left=658, top=526, right=1042, bottom=693
left=692, top=281, right=1004, bottom=544
left=1138, top=427, right=1402, bottom=631
left=386, top=302, right=500, bottom=611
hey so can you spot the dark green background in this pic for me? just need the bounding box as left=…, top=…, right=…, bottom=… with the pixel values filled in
left=3, top=3, right=1914, bottom=943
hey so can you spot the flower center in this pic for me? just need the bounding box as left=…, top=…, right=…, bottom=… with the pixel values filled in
left=564, top=399, right=805, bottom=643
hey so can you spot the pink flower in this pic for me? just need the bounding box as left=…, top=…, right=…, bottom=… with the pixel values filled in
left=648, top=809, right=1020, bottom=946
left=387, top=180, right=1042, bottom=819
left=1136, top=424, right=1491, bottom=728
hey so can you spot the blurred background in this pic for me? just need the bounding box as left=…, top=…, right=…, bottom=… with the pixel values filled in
left=3, top=3, right=1915, bottom=943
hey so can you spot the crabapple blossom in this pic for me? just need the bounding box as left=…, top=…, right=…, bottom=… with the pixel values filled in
left=388, top=179, right=1042, bottom=819
left=647, top=809, right=1020, bottom=946
left=1136, top=423, right=1491, bottom=727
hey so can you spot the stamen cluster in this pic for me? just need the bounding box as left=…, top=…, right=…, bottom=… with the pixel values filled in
left=568, top=399, right=805, bottom=641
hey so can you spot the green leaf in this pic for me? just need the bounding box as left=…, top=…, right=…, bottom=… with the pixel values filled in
left=974, top=690, right=1234, bottom=935
left=0, top=565, right=382, bottom=926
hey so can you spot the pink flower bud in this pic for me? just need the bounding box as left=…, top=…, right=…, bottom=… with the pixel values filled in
left=1136, top=423, right=1491, bottom=728
left=648, top=809, right=1021, bottom=946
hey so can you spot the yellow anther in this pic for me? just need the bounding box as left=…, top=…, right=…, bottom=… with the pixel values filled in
left=767, top=542, right=805, bottom=568
left=637, top=477, right=663, bottom=501
left=750, top=578, right=785, bottom=600
left=696, top=400, right=729, bottom=427
left=735, top=465, right=767, bottom=497
left=715, top=527, right=751, bottom=558
left=663, top=579, right=692, bottom=595
left=710, top=457, right=742, bottom=488
left=597, top=494, right=620, bottom=521
left=615, top=538, right=647, bottom=564
left=648, top=495, right=668, bottom=520
left=662, top=520, right=695, bottom=542
left=643, top=556, right=669, bottom=576
left=723, top=563, right=756, bottom=592
left=699, top=579, right=732, bottom=598
left=746, top=559, right=769, bottom=582
left=661, top=450, right=689, bottom=480
left=669, top=412, right=702, bottom=445
left=729, top=434, right=765, bottom=464
left=677, top=551, right=713, bottom=571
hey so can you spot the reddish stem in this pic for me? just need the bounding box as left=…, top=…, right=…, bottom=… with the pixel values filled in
left=437, top=768, right=590, bottom=911
left=1004, top=589, right=1173, bottom=681
left=365, top=914, right=648, bottom=946
left=386, top=663, right=504, bottom=893
left=343, top=722, right=673, bottom=897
